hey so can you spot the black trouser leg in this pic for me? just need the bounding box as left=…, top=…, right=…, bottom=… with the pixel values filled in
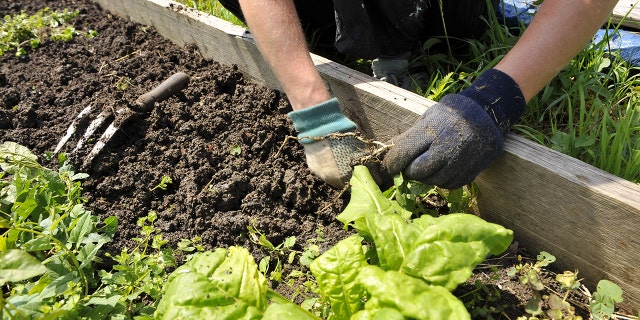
left=218, top=0, right=499, bottom=58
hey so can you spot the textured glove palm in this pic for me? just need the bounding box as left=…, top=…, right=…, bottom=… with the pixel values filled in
left=382, top=69, right=526, bottom=189
left=288, top=98, right=368, bottom=188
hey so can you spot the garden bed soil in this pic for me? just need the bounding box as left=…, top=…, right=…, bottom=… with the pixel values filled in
left=0, top=0, right=622, bottom=317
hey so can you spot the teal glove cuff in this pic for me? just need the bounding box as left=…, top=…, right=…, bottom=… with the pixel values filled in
left=287, top=98, right=357, bottom=144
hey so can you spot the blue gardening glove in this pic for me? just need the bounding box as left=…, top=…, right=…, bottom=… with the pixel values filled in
left=382, top=69, right=526, bottom=189
left=288, top=98, right=369, bottom=188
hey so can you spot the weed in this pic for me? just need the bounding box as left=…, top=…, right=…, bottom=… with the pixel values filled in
left=114, top=76, right=131, bottom=91
left=230, top=144, right=242, bottom=155
left=246, top=222, right=333, bottom=316
left=508, top=251, right=627, bottom=319
left=590, top=280, right=624, bottom=320
left=385, top=172, right=475, bottom=216
left=0, top=8, right=83, bottom=57
left=150, top=175, right=172, bottom=192
left=459, top=279, right=506, bottom=320
left=0, top=142, right=202, bottom=318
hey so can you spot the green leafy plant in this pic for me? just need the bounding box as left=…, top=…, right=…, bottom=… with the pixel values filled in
left=155, top=166, right=514, bottom=319
left=0, top=142, right=204, bottom=318
left=177, top=0, right=246, bottom=27
left=509, top=251, right=625, bottom=319
left=590, top=280, right=623, bottom=320
left=248, top=223, right=297, bottom=282
left=0, top=141, right=116, bottom=318
left=509, top=251, right=562, bottom=318
left=150, top=175, right=172, bottom=192
left=247, top=223, right=328, bottom=313
left=230, top=144, right=242, bottom=155
left=114, top=76, right=131, bottom=91
left=0, top=8, right=82, bottom=57
left=97, top=210, right=180, bottom=318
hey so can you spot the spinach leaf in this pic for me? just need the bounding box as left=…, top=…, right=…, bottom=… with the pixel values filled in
left=156, top=247, right=267, bottom=319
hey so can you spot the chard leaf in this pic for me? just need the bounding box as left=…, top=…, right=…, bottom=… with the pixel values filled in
left=0, top=249, right=47, bottom=285
left=355, top=266, right=470, bottom=320
left=337, top=166, right=410, bottom=237
left=351, top=308, right=405, bottom=320
left=155, top=247, right=267, bottom=320
left=402, top=213, right=513, bottom=290
left=309, top=234, right=367, bottom=319
left=364, top=213, right=421, bottom=271
left=262, top=301, right=319, bottom=319
left=340, top=167, right=513, bottom=292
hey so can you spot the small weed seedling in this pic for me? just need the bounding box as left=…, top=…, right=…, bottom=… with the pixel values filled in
left=150, top=175, right=172, bottom=192
left=247, top=223, right=333, bottom=317
left=230, top=144, right=242, bottom=156
left=114, top=76, right=131, bottom=91
left=590, top=280, right=624, bottom=320
left=100, top=210, right=205, bottom=317
left=458, top=278, right=507, bottom=320
left=248, top=223, right=297, bottom=282
left=508, top=251, right=576, bottom=319
left=509, top=251, right=626, bottom=320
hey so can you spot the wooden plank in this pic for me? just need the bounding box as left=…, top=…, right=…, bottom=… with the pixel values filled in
left=90, top=0, right=640, bottom=312
left=613, top=0, right=640, bottom=29
left=476, top=136, right=640, bottom=312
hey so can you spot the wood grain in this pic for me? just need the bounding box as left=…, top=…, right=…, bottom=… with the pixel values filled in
left=613, top=0, right=640, bottom=28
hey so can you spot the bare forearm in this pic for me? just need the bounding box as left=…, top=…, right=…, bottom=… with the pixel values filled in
left=495, top=0, right=618, bottom=102
left=238, top=0, right=330, bottom=110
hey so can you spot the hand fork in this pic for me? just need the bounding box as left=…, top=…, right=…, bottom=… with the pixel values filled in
left=53, top=72, right=190, bottom=168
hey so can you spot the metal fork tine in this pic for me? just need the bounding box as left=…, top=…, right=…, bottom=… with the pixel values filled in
left=83, top=106, right=128, bottom=167
left=72, top=109, right=112, bottom=153
left=53, top=103, right=95, bottom=155
left=53, top=72, right=190, bottom=168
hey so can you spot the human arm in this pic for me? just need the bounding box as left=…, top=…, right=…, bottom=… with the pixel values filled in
left=237, top=0, right=330, bottom=110
left=383, top=0, right=619, bottom=189
left=237, top=0, right=372, bottom=187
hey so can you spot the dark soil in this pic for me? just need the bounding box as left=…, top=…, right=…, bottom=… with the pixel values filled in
left=0, top=0, right=619, bottom=318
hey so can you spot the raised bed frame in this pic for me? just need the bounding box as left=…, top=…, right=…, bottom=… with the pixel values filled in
left=90, top=0, right=640, bottom=311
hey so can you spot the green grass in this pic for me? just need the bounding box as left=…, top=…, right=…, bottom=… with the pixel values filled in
left=480, top=5, right=640, bottom=183
left=178, top=0, right=245, bottom=26
left=181, top=0, right=640, bottom=184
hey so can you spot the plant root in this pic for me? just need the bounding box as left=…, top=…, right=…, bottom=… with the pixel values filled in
left=275, top=132, right=393, bottom=167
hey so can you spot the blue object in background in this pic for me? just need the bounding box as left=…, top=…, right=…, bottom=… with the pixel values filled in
left=497, top=0, right=538, bottom=27
left=497, top=0, right=640, bottom=66
left=593, top=29, right=640, bottom=67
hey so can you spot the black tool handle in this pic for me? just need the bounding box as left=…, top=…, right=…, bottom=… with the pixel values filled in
left=133, top=72, right=190, bottom=112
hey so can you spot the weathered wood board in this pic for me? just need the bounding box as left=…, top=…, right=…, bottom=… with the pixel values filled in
left=90, top=0, right=640, bottom=312
left=613, top=0, right=640, bottom=28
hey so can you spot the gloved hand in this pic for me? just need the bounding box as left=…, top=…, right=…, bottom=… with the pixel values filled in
left=382, top=68, right=526, bottom=189
left=288, top=98, right=369, bottom=188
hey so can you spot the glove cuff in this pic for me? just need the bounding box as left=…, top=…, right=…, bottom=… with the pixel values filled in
left=459, top=68, right=526, bottom=136
left=287, top=98, right=357, bottom=144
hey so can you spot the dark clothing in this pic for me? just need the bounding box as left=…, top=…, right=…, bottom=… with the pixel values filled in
left=218, top=0, right=497, bottom=59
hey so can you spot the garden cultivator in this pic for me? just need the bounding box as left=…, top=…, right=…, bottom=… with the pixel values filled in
left=53, top=72, right=190, bottom=168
